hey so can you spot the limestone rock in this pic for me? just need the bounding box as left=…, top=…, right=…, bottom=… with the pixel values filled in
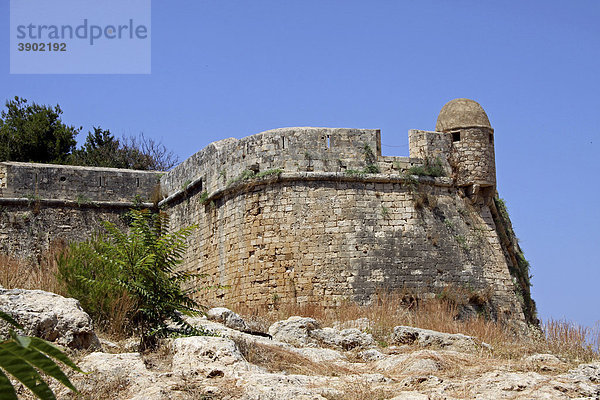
left=524, top=353, right=565, bottom=372
left=269, top=316, right=373, bottom=350
left=562, top=361, right=600, bottom=383
left=312, top=327, right=375, bottom=350
left=389, top=392, right=430, bottom=400
left=374, top=350, right=444, bottom=375
left=99, top=338, right=120, bottom=353
left=75, top=352, right=169, bottom=400
left=238, top=372, right=332, bottom=400
left=171, top=335, right=253, bottom=377
left=206, top=307, right=250, bottom=331
left=268, top=316, right=322, bottom=347
left=0, top=288, right=100, bottom=349
left=292, top=347, right=346, bottom=363
left=392, top=325, right=478, bottom=352
left=554, top=361, right=600, bottom=398
left=358, top=348, right=385, bottom=361
left=332, top=317, right=372, bottom=331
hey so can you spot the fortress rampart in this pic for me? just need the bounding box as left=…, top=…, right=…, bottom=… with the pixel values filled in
left=0, top=99, right=534, bottom=326
left=0, top=162, right=160, bottom=257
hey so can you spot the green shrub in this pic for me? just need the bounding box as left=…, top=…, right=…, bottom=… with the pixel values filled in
left=58, top=209, right=207, bottom=349
left=57, top=236, right=130, bottom=333
left=406, top=158, right=445, bottom=177
left=255, top=168, right=283, bottom=178
left=199, top=191, right=209, bottom=204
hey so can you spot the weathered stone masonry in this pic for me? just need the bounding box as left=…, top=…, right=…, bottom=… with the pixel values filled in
left=0, top=162, right=160, bottom=257
left=0, top=99, right=532, bottom=325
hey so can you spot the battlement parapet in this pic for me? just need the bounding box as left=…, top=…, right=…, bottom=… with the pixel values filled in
left=160, top=127, right=384, bottom=198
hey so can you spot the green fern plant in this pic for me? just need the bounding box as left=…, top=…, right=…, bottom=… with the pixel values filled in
left=0, top=310, right=82, bottom=400
left=59, top=209, right=208, bottom=350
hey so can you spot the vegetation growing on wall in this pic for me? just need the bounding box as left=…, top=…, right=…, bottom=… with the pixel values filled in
left=362, top=144, right=380, bottom=173
left=405, top=157, right=445, bottom=178
left=493, top=197, right=537, bottom=325
left=343, top=145, right=380, bottom=176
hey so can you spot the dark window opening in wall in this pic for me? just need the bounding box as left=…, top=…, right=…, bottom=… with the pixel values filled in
left=136, top=178, right=140, bottom=188
left=99, top=176, right=102, bottom=187
left=326, top=135, right=331, bottom=148
left=35, top=173, right=38, bottom=184
left=59, top=176, right=66, bottom=182
left=282, top=137, right=285, bottom=149
left=452, top=131, right=460, bottom=142
left=489, top=133, right=494, bottom=144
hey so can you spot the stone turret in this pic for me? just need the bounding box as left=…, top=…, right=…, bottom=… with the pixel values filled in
left=436, top=98, right=496, bottom=197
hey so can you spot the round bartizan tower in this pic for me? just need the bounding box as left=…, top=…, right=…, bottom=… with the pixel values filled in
left=436, top=98, right=496, bottom=194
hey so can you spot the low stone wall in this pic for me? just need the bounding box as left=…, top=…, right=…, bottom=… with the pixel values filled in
left=0, top=162, right=160, bottom=203
left=0, top=161, right=159, bottom=259
left=0, top=201, right=130, bottom=261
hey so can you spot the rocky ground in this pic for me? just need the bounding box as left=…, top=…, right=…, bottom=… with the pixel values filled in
left=2, top=289, right=599, bottom=399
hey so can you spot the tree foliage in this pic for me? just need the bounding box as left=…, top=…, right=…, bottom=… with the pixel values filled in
left=0, top=97, right=178, bottom=171
left=0, top=310, right=81, bottom=400
left=57, top=210, right=205, bottom=349
left=69, top=127, right=178, bottom=171
left=0, top=97, right=79, bottom=164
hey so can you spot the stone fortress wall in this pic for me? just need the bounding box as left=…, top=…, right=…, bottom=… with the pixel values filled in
left=0, top=162, right=161, bottom=258
left=0, top=99, right=532, bottom=326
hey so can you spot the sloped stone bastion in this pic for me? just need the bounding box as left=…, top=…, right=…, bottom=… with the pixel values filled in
left=0, top=99, right=535, bottom=326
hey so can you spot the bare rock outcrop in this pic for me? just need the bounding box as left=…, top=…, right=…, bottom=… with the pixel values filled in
left=0, top=288, right=100, bottom=349
left=171, top=335, right=257, bottom=377
left=392, top=325, right=481, bottom=352
left=268, top=316, right=374, bottom=350
left=207, top=307, right=250, bottom=332
left=60, top=319, right=599, bottom=400
left=268, top=316, right=322, bottom=347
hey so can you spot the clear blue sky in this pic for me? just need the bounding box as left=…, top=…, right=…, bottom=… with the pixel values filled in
left=1, top=1, right=599, bottom=327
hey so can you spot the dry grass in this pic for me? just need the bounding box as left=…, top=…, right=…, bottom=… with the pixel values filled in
left=2, top=246, right=597, bottom=364
left=232, top=291, right=599, bottom=364
left=0, top=242, right=65, bottom=294
left=543, top=319, right=600, bottom=362
left=0, top=246, right=135, bottom=340
left=232, top=336, right=352, bottom=376
left=169, top=376, right=242, bottom=399
left=63, top=376, right=130, bottom=400
left=321, top=380, right=393, bottom=400
left=92, top=290, right=137, bottom=340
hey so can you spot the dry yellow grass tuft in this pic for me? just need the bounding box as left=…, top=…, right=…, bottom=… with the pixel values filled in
left=0, top=246, right=135, bottom=340
left=0, top=241, right=65, bottom=293
left=321, top=380, right=393, bottom=400
left=232, top=336, right=352, bottom=376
